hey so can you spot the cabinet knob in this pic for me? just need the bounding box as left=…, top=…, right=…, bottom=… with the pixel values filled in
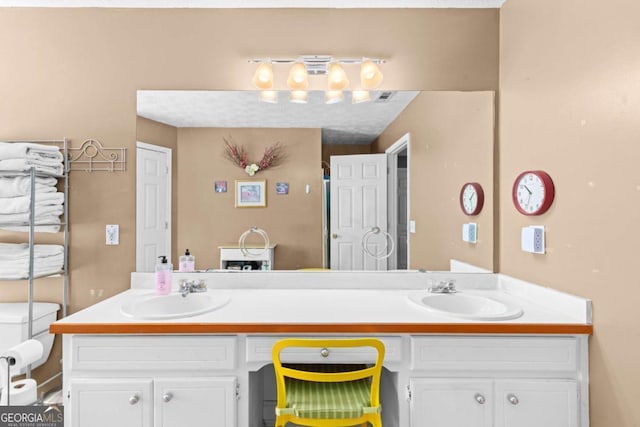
left=162, top=392, right=173, bottom=403
left=507, top=394, right=519, bottom=405
left=128, top=395, right=139, bottom=405
left=474, top=393, right=486, bottom=404
left=320, top=348, right=330, bottom=358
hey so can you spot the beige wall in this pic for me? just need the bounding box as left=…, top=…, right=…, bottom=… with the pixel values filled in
left=375, top=91, right=495, bottom=271
left=500, top=0, right=640, bottom=425
left=176, top=128, right=323, bottom=270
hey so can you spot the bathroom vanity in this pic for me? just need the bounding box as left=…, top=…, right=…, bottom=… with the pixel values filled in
left=50, top=271, right=592, bottom=427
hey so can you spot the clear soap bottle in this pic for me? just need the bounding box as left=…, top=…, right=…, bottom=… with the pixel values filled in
left=155, top=256, right=172, bottom=296
left=179, top=249, right=195, bottom=272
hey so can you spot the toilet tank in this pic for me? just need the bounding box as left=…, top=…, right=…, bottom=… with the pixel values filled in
left=0, top=302, right=60, bottom=373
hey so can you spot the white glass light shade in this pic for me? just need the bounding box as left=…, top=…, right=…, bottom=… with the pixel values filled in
left=351, top=90, right=371, bottom=104
left=252, top=62, right=274, bottom=90
left=325, top=90, right=344, bottom=104
left=287, top=62, right=309, bottom=90
left=327, top=63, right=349, bottom=91
left=259, top=90, right=278, bottom=103
left=289, top=90, right=308, bottom=104
left=360, top=60, right=383, bottom=90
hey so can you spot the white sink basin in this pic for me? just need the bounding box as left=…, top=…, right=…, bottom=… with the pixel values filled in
left=120, top=292, right=230, bottom=320
left=408, top=292, right=523, bottom=321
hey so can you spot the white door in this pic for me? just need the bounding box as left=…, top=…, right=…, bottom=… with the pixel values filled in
left=154, top=377, right=237, bottom=427
left=495, top=380, right=578, bottom=427
left=330, top=154, right=388, bottom=271
left=136, top=142, right=171, bottom=272
left=410, top=379, right=493, bottom=427
left=70, top=378, right=153, bottom=427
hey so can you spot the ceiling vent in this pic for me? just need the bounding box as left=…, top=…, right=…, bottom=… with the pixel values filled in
left=375, top=91, right=396, bottom=103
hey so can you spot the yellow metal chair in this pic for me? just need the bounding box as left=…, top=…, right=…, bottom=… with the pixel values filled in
left=272, top=338, right=385, bottom=427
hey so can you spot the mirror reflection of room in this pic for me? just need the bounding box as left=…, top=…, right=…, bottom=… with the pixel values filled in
left=136, top=90, right=494, bottom=273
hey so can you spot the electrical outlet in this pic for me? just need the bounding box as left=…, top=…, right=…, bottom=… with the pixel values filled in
left=521, top=226, right=545, bottom=254
left=106, top=224, right=119, bottom=245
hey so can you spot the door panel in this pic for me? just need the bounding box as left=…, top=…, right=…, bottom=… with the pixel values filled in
left=330, top=154, right=387, bottom=270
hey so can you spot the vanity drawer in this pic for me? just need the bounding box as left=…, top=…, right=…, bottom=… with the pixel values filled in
left=411, top=336, right=577, bottom=372
left=246, top=336, right=402, bottom=364
left=71, top=336, right=237, bottom=371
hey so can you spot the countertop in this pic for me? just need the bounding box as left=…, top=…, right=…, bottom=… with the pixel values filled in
left=51, top=272, right=593, bottom=335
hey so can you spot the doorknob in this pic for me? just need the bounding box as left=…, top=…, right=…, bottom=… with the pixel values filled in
left=331, top=233, right=338, bottom=239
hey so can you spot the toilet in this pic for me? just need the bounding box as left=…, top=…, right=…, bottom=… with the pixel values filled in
left=0, top=302, right=60, bottom=375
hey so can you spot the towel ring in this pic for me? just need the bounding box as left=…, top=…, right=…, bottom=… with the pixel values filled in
left=361, top=226, right=395, bottom=260
left=239, top=226, right=270, bottom=257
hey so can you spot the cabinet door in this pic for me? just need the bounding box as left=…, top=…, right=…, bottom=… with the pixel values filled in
left=154, top=377, right=237, bottom=427
left=495, top=380, right=578, bottom=427
left=70, top=378, right=153, bottom=427
left=409, top=379, right=492, bottom=427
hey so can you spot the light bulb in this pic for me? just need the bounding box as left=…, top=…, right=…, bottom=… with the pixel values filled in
left=289, top=90, right=308, bottom=104
left=259, top=90, right=278, bottom=103
left=360, top=60, right=383, bottom=90
left=352, top=90, right=371, bottom=104
left=325, top=90, right=344, bottom=104
left=251, top=62, right=273, bottom=90
left=327, top=63, right=349, bottom=91
left=287, top=63, right=308, bottom=90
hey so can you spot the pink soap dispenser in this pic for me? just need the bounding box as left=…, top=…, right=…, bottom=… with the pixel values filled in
left=155, top=256, right=172, bottom=295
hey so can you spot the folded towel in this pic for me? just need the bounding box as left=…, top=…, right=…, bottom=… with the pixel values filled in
left=0, top=205, right=63, bottom=222
left=0, top=142, right=63, bottom=162
left=0, top=158, right=64, bottom=176
left=0, top=176, right=57, bottom=197
left=1, top=222, right=61, bottom=233
left=0, top=193, right=64, bottom=214
left=0, top=243, right=64, bottom=258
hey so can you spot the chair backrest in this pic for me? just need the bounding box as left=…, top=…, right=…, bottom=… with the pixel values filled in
left=272, top=338, right=386, bottom=410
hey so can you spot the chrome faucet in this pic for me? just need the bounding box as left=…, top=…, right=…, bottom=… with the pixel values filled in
left=429, top=279, right=457, bottom=294
left=179, top=279, right=207, bottom=297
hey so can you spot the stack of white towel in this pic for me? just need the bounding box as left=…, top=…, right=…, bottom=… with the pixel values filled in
left=0, top=143, right=64, bottom=233
left=0, top=243, right=64, bottom=279
left=0, top=142, right=64, bottom=176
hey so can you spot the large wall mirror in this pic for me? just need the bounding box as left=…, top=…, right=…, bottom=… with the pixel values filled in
left=136, top=90, right=495, bottom=273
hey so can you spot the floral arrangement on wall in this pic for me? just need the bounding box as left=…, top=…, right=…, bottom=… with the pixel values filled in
left=223, top=136, right=285, bottom=176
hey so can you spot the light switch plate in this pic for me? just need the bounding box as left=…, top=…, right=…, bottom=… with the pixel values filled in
left=106, top=224, right=119, bottom=245
left=409, top=220, right=416, bottom=234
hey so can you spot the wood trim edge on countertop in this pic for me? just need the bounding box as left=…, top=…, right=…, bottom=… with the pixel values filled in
left=50, top=322, right=593, bottom=335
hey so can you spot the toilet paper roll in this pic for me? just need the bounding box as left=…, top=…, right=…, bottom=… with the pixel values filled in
left=0, top=379, right=37, bottom=406
left=2, top=340, right=43, bottom=375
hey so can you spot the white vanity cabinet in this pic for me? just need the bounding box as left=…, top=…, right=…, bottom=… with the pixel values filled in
left=408, top=337, right=584, bottom=427
left=64, top=336, right=238, bottom=427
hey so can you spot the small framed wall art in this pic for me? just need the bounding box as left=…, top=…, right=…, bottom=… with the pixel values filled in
left=276, top=182, right=289, bottom=195
left=235, top=180, right=267, bottom=208
left=214, top=180, right=227, bottom=193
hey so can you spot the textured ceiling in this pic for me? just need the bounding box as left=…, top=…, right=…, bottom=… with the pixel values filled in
left=0, top=0, right=506, bottom=8
left=137, top=90, right=420, bottom=145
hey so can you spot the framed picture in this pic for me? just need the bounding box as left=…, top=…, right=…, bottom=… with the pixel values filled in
left=214, top=180, right=227, bottom=193
left=276, top=182, right=289, bottom=195
left=235, top=180, right=267, bottom=208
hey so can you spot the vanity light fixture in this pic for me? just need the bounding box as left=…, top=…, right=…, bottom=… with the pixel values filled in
left=249, top=55, right=386, bottom=104
left=252, top=62, right=274, bottom=90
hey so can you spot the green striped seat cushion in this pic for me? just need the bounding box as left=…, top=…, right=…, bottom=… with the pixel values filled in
left=279, top=364, right=377, bottom=419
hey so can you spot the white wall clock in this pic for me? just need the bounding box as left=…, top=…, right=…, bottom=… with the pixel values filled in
left=460, top=182, right=484, bottom=216
left=512, top=170, right=555, bottom=215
